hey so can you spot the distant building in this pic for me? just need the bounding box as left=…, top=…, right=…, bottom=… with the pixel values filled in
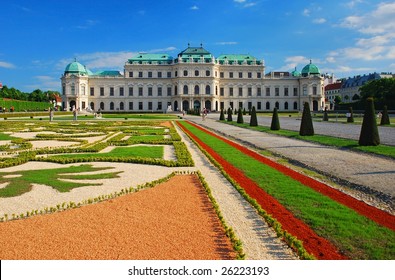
left=325, top=81, right=342, bottom=110
left=61, top=45, right=325, bottom=112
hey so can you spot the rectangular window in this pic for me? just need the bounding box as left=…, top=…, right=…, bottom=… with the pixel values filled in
left=158, top=87, right=162, bottom=96
left=248, top=72, right=252, bottom=78
left=90, top=87, right=94, bottom=96
left=110, top=87, right=114, bottom=96
left=148, top=72, right=152, bottom=78
left=158, top=72, right=162, bottom=78
left=120, top=87, right=124, bottom=96
left=100, top=87, right=104, bottom=96
left=257, top=72, right=261, bottom=78
left=257, top=102, right=261, bottom=110
left=229, top=87, right=234, bottom=96
left=238, top=87, right=243, bottom=96
left=139, top=102, right=143, bottom=110
left=239, top=72, right=243, bottom=78
left=167, top=87, right=172, bottom=96
left=275, top=87, right=279, bottom=96
left=284, top=87, right=289, bottom=96
left=230, top=102, right=234, bottom=109
left=220, top=88, right=224, bottom=96
left=220, top=102, right=224, bottom=110
left=129, top=71, right=133, bottom=78
left=229, top=72, right=233, bottom=78
left=139, top=87, right=143, bottom=96
left=248, top=87, right=252, bottom=96
left=129, top=87, right=133, bottom=96
left=148, top=87, right=153, bottom=96
left=158, top=102, right=162, bottom=110
left=257, top=87, right=261, bottom=96
left=313, top=86, right=317, bottom=95
left=129, top=102, right=133, bottom=110
left=138, top=72, right=143, bottom=78
left=293, top=87, right=298, bottom=96
left=148, top=102, right=153, bottom=110
left=167, top=72, right=171, bottom=78
left=239, top=102, right=243, bottom=108
left=266, top=87, right=270, bottom=96
left=248, top=102, right=252, bottom=110
left=220, top=72, right=224, bottom=78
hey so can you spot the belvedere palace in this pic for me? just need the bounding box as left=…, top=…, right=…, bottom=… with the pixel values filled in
left=61, top=45, right=325, bottom=113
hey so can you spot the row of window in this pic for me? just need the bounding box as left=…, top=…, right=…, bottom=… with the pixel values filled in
left=127, top=70, right=262, bottom=79
left=221, top=101, right=299, bottom=111
left=87, top=85, right=300, bottom=97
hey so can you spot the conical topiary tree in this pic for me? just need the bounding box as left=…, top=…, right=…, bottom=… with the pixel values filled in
left=250, top=106, right=258, bottom=126
left=237, top=108, right=244, bottom=124
left=380, top=105, right=390, bottom=125
left=234, top=108, right=238, bottom=115
left=359, top=98, right=380, bottom=146
left=299, top=102, right=314, bottom=136
left=347, top=107, right=354, bottom=123
left=243, top=108, right=247, bottom=115
left=219, top=108, right=225, bottom=121
left=322, top=108, right=329, bottom=121
left=227, top=108, right=233, bottom=122
left=270, top=107, right=280, bottom=130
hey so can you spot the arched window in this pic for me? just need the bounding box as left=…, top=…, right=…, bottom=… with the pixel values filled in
left=100, top=102, right=104, bottom=110
left=275, top=101, right=279, bottom=109
left=284, top=102, right=288, bottom=110
left=120, top=102, right=124, bottom=110
left=195, top=70, right=199, bottom=76
left=206, top=70, right=210, bottom=76
left=110, top=102, right=114, bottom=110
left=205, top=85, right=211, bottom=95
left=71, top=83, right=75, bottom=95
left=293, top=101, right=298, bottom=110
left=90, top=102, right=95, bottom=110
left=183, top=85, right=188, bottom=95
left=183, top=70, right=188, bottom=76
left=194, top=85, right=200, bottom=94
left=266, top=102, right=270, bottom=110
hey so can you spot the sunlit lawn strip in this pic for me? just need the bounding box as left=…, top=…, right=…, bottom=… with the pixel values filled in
left=225, top=121, right=395, bottom=159
left=179, top=121, right=395, bottom=260
left=55, top=146, right=164, bottom=159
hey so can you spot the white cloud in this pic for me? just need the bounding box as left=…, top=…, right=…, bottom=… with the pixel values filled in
left=313, top=18, right=326, bottom=24
left=76, top=19, right=99, bottom=30
left=302, top=8, right=310, bottom=17
left=190, top=5, right=199, bottom=10
left=234, top=0, right=246, bottom=3
left=0, top=61, right=16, bottom=69
left=244, top=2, right=256, bottom=8
left=345, top=0, right=363, bottom=9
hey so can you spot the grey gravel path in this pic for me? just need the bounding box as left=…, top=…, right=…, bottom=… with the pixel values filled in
left=181, top=114, right=395, bottom=209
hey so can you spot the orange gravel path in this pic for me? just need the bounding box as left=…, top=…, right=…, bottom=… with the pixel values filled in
left=0, top=174, right=236, bottom=260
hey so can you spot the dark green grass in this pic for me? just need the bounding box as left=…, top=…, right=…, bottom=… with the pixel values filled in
left=183, top=122, right=395, bottom=259
left=52, top=146, right=164, bottom=160
left=225, top=121, right=395, bottom=159
left=102, top=114, right=177, bottom=120
left=0, top=133, right=16, bottom=141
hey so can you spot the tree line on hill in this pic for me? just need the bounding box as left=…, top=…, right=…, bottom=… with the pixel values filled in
left=0, top=85, right=60, bottom=103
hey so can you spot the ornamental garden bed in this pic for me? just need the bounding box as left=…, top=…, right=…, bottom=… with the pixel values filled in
left=177, top=121, right=395, bottom=260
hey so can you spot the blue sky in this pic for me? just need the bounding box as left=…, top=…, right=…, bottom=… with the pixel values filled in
left=1, top=0, right=394, bottom=92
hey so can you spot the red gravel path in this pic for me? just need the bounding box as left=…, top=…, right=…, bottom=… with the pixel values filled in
left=178, top=121, right=350, bottom=259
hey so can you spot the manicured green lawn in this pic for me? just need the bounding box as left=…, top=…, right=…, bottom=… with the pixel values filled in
left=182, top=122, right=395, bottom=259
left=0, top=133, right=16, bottom=141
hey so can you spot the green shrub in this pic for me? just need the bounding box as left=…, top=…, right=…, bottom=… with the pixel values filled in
left=359, top=98, right=380, bottom=146
left=249, top=106, right=258, bottom=126
left=299, top=102, right=314, bottom=136
left=270, top=108, right=280, bottom=130
left=237, top=108, right=244, bottom=124
left=380, top=105, right=390, bottom=125
left=227, top=108, right=233, bottom=122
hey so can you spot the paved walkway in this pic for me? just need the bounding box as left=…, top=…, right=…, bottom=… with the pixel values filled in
left=181, top=114, right=395, bottom=209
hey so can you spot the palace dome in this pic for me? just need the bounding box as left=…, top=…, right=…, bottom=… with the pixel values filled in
left=64, top=60, right=90, bottom=75
left=301, top=60, right=320, bottom=77
left=291, top=67, right=301, bottom=77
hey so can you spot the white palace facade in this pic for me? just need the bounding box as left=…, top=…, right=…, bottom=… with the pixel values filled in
left=61, top=45, right=325, bottom=113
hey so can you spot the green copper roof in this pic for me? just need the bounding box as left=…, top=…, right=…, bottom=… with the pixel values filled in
left=217, top=54, right=261, bottom=65
left=176, top=46, right=214, bottom=63
left=92, top=70, right=123, bottom=77
left=64, top=61, right=90, bottom=75
left=301, top=60, right=320, bottom=77
left=128, top=53, right=173, bottom=64
left=291, top=67, right=301, bottom=77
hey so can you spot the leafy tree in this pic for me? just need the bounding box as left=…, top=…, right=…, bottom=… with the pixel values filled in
left=270, top=107, right=280, bottom=130
left=359, top=78, right=395, bottom=104
left=359, top=98, right=380, bottom=146
left=219, top=108, right=225, bottom=121
left=249, top=106, right=258, bottom=126
left=237, top=108, right=244, bottom=124
left=299, top=102, right=314, bottom=136
left=352, top=94, right=360, bottom=101
left=380, top=105, right=390, bottom=125
left=334, top=95, right=342, bottom=104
